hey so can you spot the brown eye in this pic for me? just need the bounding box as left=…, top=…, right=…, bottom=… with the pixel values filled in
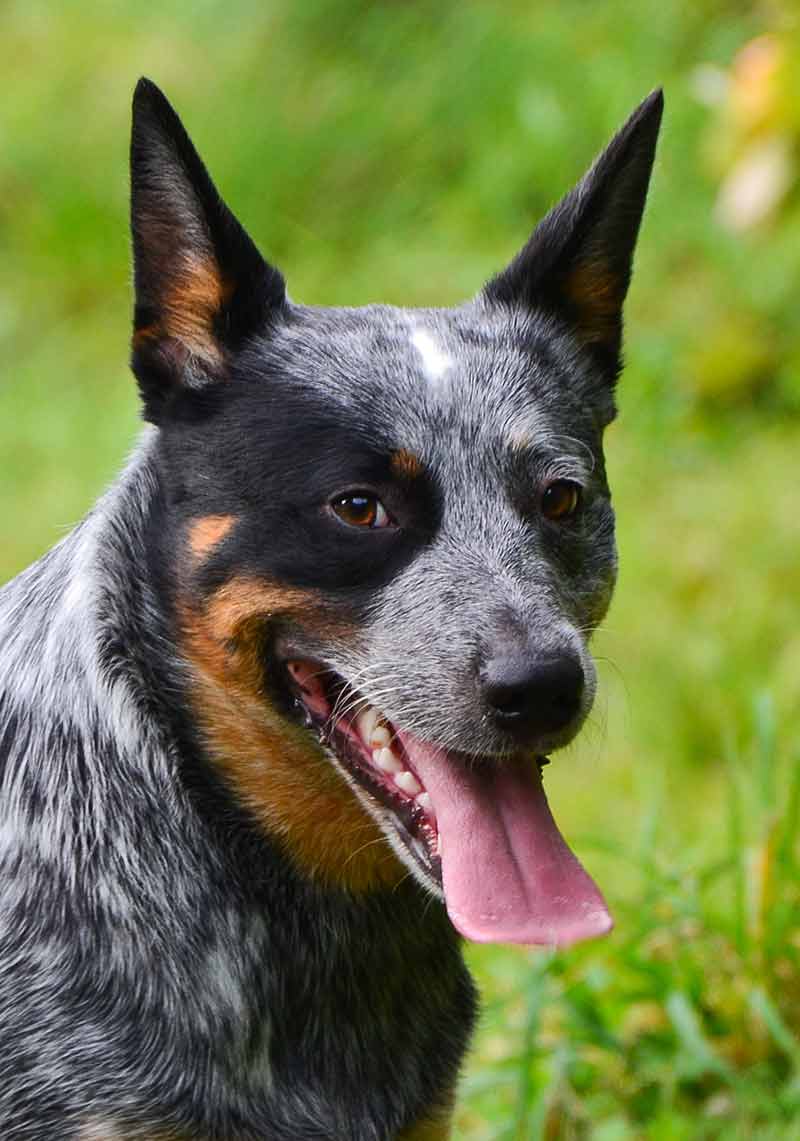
left=541, top=480, right=581, bottom=521
left=331, top=493, right=391, bottom=529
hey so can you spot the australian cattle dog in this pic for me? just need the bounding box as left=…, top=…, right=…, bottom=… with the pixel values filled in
left=0, top=80, right=662, bottom=1139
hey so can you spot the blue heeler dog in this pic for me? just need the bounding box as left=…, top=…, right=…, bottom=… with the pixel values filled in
left=0, top=80, right=662, bottom=1139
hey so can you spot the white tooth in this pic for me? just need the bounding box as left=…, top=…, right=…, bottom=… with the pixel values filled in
left=394, top=771, right=422, bottom=796
left=374, top=747, right=403, bottom=774
left=356, top=707, right=379, bottom=743
left=416, top=792, right=433, bottom=814
left=369, top=724, right=391, bottom=748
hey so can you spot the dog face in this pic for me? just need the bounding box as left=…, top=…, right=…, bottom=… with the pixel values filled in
left=131, top=81, right=661, bottom=946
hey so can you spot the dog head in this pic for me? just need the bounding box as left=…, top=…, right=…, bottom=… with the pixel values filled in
left=130, top=80, right=662, bottom=944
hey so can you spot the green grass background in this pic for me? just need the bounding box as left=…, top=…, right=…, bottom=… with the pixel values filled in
left=2, top=2, right=799, bottom=1137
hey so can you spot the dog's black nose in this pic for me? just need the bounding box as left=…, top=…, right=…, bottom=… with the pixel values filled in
left=482, top=652, right=584, bottom=738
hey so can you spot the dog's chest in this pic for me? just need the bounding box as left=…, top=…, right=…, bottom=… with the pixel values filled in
left=250, top=900, right=472, bottom=1137
left=145, top=883, right=476, bottom=1138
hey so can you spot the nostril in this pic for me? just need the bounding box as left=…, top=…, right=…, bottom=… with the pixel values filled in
left=487, top=682, right=532, bottom=720
left=482, top=653, right=585, bottom=736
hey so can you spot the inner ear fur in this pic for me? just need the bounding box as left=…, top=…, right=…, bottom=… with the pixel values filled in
left=129, top=78, right=285, bottom=414
left=132, top=252, right=233, bottom=373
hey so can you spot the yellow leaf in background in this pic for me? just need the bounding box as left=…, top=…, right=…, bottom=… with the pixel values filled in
left=715, top=134, right=794, bottom=230
left=730, top=34, right=784, bottom=135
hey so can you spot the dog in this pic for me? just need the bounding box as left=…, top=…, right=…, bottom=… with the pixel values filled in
left=0, top=80, right=662, bottom=1139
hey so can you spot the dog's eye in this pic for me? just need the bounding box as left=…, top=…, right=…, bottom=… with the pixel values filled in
left=331, top=493, right=392, bottom=529
left=541, top=480, right=582, bottom=521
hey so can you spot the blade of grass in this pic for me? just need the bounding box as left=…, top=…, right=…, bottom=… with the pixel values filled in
left=748, top=987, right=800, bottom=1071
left=724, top=728, right=747, bottom=957
left=666, top=991, right=733, bottom=1082
left=512, top=954, right=552, bottom=1141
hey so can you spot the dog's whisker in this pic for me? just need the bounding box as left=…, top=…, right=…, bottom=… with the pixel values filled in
left=342, top=833, right=392, bottom=869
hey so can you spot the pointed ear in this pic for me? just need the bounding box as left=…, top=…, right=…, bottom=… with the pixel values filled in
left=130, top=79, right=285, bottom=418
left=483, top=90, right=663, bottom=381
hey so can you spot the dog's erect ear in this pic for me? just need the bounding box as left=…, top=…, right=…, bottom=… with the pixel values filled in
left=130, top=78, right=285, bottom=418
left=483, top=90, right=663, bottom=382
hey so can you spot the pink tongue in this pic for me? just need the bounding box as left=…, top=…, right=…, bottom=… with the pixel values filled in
left=397, top=734, right=612, bottom=947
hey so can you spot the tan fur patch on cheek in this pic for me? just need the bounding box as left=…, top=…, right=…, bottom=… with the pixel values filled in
left=180, top=577, right=404, bottom=893
left=187, top=514, right=237, bottom=562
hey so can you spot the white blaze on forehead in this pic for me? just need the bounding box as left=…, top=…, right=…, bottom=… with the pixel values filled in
left=410, top=326, right=452, bottom=385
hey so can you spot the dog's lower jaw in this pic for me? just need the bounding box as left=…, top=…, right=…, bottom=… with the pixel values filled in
left=342, top=763, right=445, bottom=899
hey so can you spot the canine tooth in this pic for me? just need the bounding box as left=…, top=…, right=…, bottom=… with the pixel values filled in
left=373, top=747, right=403, bottom=774
left=416, top=792, right=433, bottom=814
left=394, top=771, right=422, bottom=797
left=369, top=724, right=391, bottom=749
left=355, top=707, right=379, bottom=743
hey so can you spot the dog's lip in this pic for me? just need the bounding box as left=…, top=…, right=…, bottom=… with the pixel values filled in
left=281, top=657, right=443, bottom=886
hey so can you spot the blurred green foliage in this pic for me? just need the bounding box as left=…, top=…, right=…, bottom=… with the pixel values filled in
left=1, top=1, right=799, bottom=1137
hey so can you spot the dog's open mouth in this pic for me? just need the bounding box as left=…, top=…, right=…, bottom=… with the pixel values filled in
left=284, top=658, right=612, bottom=947
left=285, top=659, right=442, bottom=888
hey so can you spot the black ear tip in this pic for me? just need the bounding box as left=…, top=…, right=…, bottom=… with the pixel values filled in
left=631, top=87, right=665, bottom=135
left=131, top=77, right=183, bottom=138
left=133, top=77, right=165, bottom=112
left=644, top=87, right=665, bottom=121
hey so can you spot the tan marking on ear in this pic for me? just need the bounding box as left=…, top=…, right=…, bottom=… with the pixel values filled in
left=179, top=576, right=404, bottom=893
left=391, top=448, right=423, bottom=480
left=563, top=259, right=622, bottom=347
left=187, top=514, right=237, bottom=562
left=165, top=254, right=231, bottom=358
left=134, top=254, right=232, bottom=366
